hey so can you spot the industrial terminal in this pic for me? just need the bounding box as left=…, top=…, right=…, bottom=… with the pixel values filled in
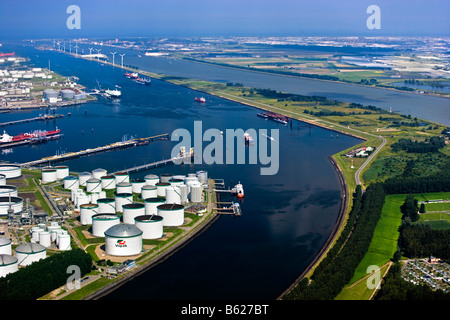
left=0, top=52, right=92, bottom=111
left=0, top=154, right=242, bottom=298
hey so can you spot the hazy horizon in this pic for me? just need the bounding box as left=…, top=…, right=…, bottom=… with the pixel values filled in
left=0, top=0, right=448, bottom=40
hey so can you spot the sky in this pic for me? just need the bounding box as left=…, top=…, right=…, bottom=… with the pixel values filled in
left=0, top=0, right=448, bottom=40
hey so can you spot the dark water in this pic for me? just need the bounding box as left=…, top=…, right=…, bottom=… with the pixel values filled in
left=2, top=45, right=364, bottom=299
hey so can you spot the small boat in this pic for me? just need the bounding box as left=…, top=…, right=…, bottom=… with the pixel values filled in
left=104, top=89, right=121, bottom=98
left=195, top=97, right=206, bottom=103
left=124, top=72, right=138, bottom=79
left=135, top=77, right=151, bottom=85
left=232, top=183, right=244, bottom=198
left=260, top=132, right=275, bottom=141
left=243, top=132, right=253, bottom=144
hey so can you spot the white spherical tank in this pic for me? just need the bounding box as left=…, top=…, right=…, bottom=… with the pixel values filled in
left=156, top=182, right=170, bottom=197
left=0, top=165, right=21, bottom=179
left=80, top=203, right=99, bottom=225
left=15, top=243, right=46, bottom=266
left=96, top=198, right=116, bottom=213
left=86, top=178, right=102, bottom=193
left=101, top=175, right=116, bottom=190
left=0, top=254, right=18, bottom=278
left=0, top=174, right=6, bottom=186
left=157, top=203, right=185, bottom=226
left=115, top=193, right=133, bottom=213
left=0, top=185, right=18, bottom=197
left=116, top=182, right=132, bottom=194
left=134, top=215, right=164, bottom=239
left=144, top=174, right=159, bottom=186
left=63, top=176, right=79, bottom=191
left=131, top=179, right=146, bottom=194
left=0, top=237, right=12, bottom=255
left=0, top=196, right=23, bottom=215
left=144, top=197, right=165, bottom=216
left=141, top=185, right=157, bottom=200
left=114, top=172, right=129, bottom=184
left=122, top=203, right=145, bottom=224
left=91, top=213, right=120, bottom=237
left=165, top=186, right=181, bottom=204
left=92, top=168, right=107, bottom=180
left=104, top=224, right=143, bottom=256
left=41, top=168, right=57, bottom=183
left=58, top=234, right=71, bottom=250
left=55, top=166, right=69, bottom=179
left=78, top=172, right=92, bottom=186
left=39, top=231, right=51, bottom=248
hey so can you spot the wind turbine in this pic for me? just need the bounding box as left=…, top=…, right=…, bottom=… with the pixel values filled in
left=69, top=42, right=72, bottom=54
left=63, top=41, right=66, bottom=52
left=88, top=47, right=94, bottom=55
left=52, top=39, right=56, bottom=49
left=95, top=49, right=102, bottom=60
left=74, top=44, right=79, bottom=56
left=119, top=53, right=125, bottom=67
left=110, top=52, right=117, bottom=66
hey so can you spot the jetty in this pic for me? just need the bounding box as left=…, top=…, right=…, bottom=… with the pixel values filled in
left=1, top=114, right=64, bottom=127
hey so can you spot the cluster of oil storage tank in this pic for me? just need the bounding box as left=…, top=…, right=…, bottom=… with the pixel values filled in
left=72, top=169, right=208, bottom=257
left=30, top=221, right=71, bottom=251
left=0, top=165, right=23, bottom=216
left=0, top=236, right=49, bottom=278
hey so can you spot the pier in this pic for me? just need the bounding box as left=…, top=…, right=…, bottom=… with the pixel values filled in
left=111, top=153, right=194, bottom=175
left=1, top=114, right=64, bottom=127
left=212, top=179, right=242, bottom=216
left=20, top=133, right=170, bottom=167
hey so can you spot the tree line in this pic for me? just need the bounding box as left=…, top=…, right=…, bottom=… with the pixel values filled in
left=391, top=136, right=446, bottom=153
left=284, top=183, right=386, bottom=300
left=0, top=249, right=92, bottom=300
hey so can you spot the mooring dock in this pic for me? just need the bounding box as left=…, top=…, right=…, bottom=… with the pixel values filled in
left=111, top=153, right=194, bottom=175
left=20, top=133, right=169, bottom=167
left=1, top=114, right=64, bottom=127
left=212, top=179, right=242, bottom=216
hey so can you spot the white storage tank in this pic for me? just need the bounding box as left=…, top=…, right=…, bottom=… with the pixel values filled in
left=134, top=215, right=164, bottom=240
left=91, top=213, right=120, bottom=237
left=0, top=254, right=18, bottom=278
left=160, top=173, right=173, bottom=183
left=0, top=237, right=12, bottom=255
left=0, top=185, right=18, bottom=197
left=41, top=168, right=57, bottom=183
left=116, top=182, right=132, bottom=194
left=179, top=184, right=188, bottom=204
left=196, top=170, right=208, bottom=184
left=0, top=164, right=21, bottom=179
left=131, top=179, right=146, bottom=194
left=156, top=182, right=170, bottom=197
left=58, top=234, right=71, bottom=250
left=0, top=196, right=23, bottom=215
left=122, top=203, right=145, bottom=224
left=101, top=175, right=116, bottom=190
left=75, top=193, right=90, bottom=209
left=96, top=198, right=116, bottom=213
left=115, top=193, right=133, bottom=213
left=78, top=172, right=92, bottom=186
left=157, top=204, right=185, bottom=226
left=90, top=192, right=101, bottom=204
left=144, top=174, right=159, bottom=186
left=144, top=197, right=165, bottom=216
left=172, top=175, right=186, bottom=181
left=92, top=168, right=107, bottom=179
left=141, top=185, right=157, bottom=200
left=55, top=165, right=69, bottom=179
left=86, top=178, right=102, bottom=193
left=79, top=203, right=99, bottom=225
left=104, top=224, right=143, bottom=256
left=63, top=176, right=79, bottom=191
left=15, top=243, right=46, bottom=266
left=190, top=182, right=203, bottom=203
left=39, top=231, right=51, bottom=248
left=168, top=178, right=184, bottom=187
left=166, top=186, right=182, bottom=204
left=0, top=174, right=6, bottom=186
left=31, top=228, right=45, bottom=242
left=114, top=172, right=129, bottom=184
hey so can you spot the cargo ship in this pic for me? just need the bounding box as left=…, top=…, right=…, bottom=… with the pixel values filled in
left=0, top=52, right=15, bottom=57
left=124, top=72, right=138, bottom=79
left=104, top=89, right=121, bottom=98
left=0, top=128, right=61, bottom=144
left=135, top=77, right=151, bottom=85
left=195, top=97, right=206, bottom=103
left=257, top=112, right=289, bottom=125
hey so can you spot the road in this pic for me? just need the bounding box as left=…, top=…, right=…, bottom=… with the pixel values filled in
left=355, top=135, right=387, bottom=187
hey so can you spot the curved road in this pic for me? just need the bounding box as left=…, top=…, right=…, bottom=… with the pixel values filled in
left=355, top=135, right=387, bottom=187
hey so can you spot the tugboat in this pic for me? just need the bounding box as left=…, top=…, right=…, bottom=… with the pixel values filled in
left=243, top=132, right=253, bottom=144
left=232, top=183, right=244, bottom=198
left=195, top=97, right=206, bottom=103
